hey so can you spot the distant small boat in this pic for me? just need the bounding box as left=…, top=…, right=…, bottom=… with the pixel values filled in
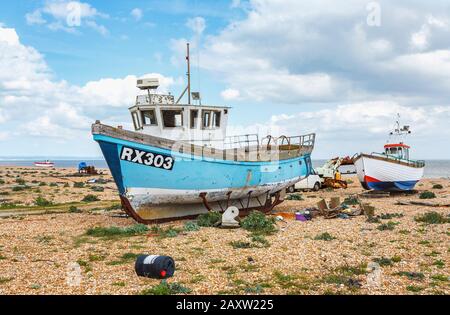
left=353, top=115, right=425, bottom=191
left=34, top=160, right=55, bottom=168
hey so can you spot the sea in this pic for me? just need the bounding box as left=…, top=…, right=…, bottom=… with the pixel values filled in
left=0, top=158, right=449, bottom=179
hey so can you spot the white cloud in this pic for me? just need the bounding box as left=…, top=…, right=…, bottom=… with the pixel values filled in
left=410, top=14, right=449, bottom=51
left=0, top=108, right=7, bottom=123
left=25, top=10, right=46, bottom=25
left=0, top=131, right=9, bottom=141
left=84, top=20, right=108, bottom=36
left=0, top=27, right=20, bottom=45
left=0, top=25, right=175, bottom=141
left=79, top=74, right=174, bottom=107
left=174, top=0, right=450, bottom=105
left=410, top=28, right=428, bottom=50
left=25, top=0, right=109, bottom=35
left=221, top=88, right=240, bottom=100
left=229, top=101, right=450, bottom=158
left=186, top=17, right=206, bottom=35
left=230, top=0, right=241, bottom=9
left=42, top=0, right=107, bottom=20
left=131, top=8, right=143, bottom=21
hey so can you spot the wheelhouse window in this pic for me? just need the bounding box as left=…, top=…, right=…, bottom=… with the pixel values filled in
left=190, top=110, right=199, bottom=129
left=212, top=111, right=221, bottom=128
left=141, top=110, right=157, bottom=126
left=162, top=110, right=183, bottom=127
left=202, top=110, right=211, bottom=128
left=132, top=111, right=140, bottom=130
left=202, top=110, right=221, bottom=129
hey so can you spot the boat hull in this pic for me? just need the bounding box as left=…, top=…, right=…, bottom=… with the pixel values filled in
left=94, top=133, right=312, bottom=222
left=354, top=154, right=424, bottom=191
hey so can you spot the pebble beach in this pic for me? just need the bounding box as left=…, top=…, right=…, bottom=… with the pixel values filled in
left=0, top=166, right=448, bottom=295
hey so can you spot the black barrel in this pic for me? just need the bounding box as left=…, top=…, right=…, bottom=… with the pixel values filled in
left=135, top=255, right=175, bottom=279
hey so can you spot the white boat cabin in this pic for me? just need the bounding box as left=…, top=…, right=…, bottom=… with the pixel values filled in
left=129, top=78, right=229, bottom=146
left=383, top=143, right=410, bottom=160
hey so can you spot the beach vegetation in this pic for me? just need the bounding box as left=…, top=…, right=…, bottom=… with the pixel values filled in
left=377, top=221, right=398, bottom=231
left=76, top=259, right=92, bottom=272
left=372, top=257, right=401, bottom=267
left=228, top=240, right=251, bottom=249
left=82, top=194, right=100, bottom=202
left=73, top=182, right=85, bottom=188
left=406, top=285, right=423, bottom=292
left=395, top=271, right=425, bottom=280
left=150, top=225, right=182, bottom=238
left=366, top=216, right=381, bottom=223
left=380, top=213, right=404, bottom=219
left=286, top=193, right=303, bottom=200
left=432, top=260, right=445, bottom=268
left=15, top=178, right=25, bottom=185
left=12, top=186, right=30, bottom=191
left=69, top=206, right=82, bottom=213
left=241, top=211, right=276, bottom=235
left=250, top=234, right=270, bottom=247
left=140, top=281, right=191, bottom=295
left=432, top=184, right=443, bottom=189
left=197, top=211, right=221, bottom=227
left=86, top=224, right=148, bottom=238
left=431, top=274, right=448, bottom=282
left=0, top=277, right=14, bottom=284
left=415, top=211, right=449, bottom=224
left=419, top=191, right=436, bottom=199
left=314, top=232, right=336, bottom=241
left=107, top=252, right=140, bottom=265
left=0, top=202, right=19, bottom=209
left=34, top=196, right=53, bottom=207
left=112, top=281, right=126, bottom=287
left=88, top=253, right=106, bottom=262
left=106, top=203, right=122, bottom=211
left=183, top=221, right=199, bottom=232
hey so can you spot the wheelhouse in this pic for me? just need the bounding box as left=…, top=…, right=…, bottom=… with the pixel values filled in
left=384, top=143, right=410, bottom=160
left=129, top=79, right=229, bottom=146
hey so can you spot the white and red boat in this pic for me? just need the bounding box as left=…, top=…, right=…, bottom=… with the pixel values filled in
left=33, top=160, right=55, bottom=168
left=353, top=116, right=425, bottom=191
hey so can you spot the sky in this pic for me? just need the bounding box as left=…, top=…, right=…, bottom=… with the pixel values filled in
left=0, top=0, right=449, bottom=159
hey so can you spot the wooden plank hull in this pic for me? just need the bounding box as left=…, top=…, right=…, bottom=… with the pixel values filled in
left=93, top=124, right=315, bottom=222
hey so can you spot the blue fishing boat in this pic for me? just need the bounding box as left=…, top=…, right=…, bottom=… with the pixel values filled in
left=92, top=44, right=315, bottom=223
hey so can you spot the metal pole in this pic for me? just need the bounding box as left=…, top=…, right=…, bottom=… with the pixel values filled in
left=187, top=43, right=191, bottom=105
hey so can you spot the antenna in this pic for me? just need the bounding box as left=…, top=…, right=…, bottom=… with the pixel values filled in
left=388, top=113, right=411, bottom=141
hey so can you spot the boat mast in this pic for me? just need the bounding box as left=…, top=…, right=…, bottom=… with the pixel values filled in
left=175, top=43, right=192, bottom=105
left=388, top=113, right=411, bottom=142
left=187, top=43, right=191, bottom=105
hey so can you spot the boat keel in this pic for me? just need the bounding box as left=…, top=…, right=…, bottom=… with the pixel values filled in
left=119, top=191, right=284, bottom=224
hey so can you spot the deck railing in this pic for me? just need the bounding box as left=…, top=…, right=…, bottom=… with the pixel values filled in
left=93, top=123, right=316, bottom=161
left=223, top=134, right=259, bottom=150
left=370, top=152, right=425, bottom=168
